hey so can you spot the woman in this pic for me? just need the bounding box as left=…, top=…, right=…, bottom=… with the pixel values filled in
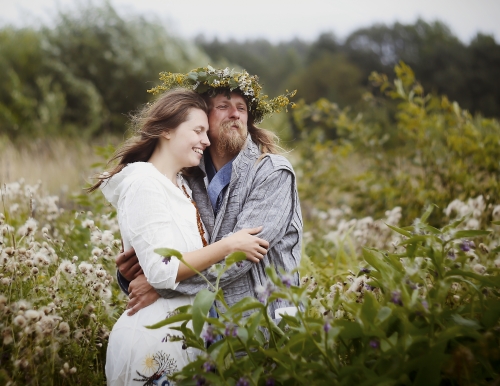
left=89, top=89, right=268, bottom=385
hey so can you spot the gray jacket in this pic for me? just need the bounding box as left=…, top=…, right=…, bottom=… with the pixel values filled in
left=118, top=137, right=302, bottom=319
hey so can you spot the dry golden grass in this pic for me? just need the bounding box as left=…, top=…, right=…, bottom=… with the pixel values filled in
left=0, top=136, right=120, bottom=195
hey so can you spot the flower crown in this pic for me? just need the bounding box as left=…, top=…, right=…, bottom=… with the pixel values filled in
left=148, top=66, right=296, bottom=124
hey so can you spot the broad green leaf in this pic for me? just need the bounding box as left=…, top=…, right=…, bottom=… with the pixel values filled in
left=226, top=251, right=246, bottom=266
left=362, top=248, right=384, bottom=272
left=360, top=291, right=378, bottom=324
left=246, top=311, right=263, bottom=339
left=237, top=326, right=249, bottom=343
left=451, top=314, right=481, bottom=330
left=154, top=247, right=182, bottom=259
left=336, top=320, right=363, bottom=340
left=192, top=289, right=216, bottom=336
left=224, top=296, right=264, bottom=317
left=492, top=220, right=500, bottom=225
left=376, top=307, right=392, bottom=324
left=454, top=230, right=491, bottom=239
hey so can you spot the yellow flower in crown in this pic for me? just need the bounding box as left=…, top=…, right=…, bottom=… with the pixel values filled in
left=148, top=65, right=297, bottom=124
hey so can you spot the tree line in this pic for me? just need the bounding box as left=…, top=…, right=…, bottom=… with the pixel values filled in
left=1, top=2, right=499, bottom=139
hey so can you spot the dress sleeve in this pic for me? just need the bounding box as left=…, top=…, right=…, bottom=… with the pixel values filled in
left=120, top=177, right=180, bottom=290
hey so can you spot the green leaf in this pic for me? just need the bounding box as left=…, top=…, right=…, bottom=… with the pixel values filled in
left=223, top=297, right=264, bottom=317
left=420, top=205, right=435, bottom=224
left=154, top=248, right=182, bottom=259
left=246, top=311, right=263, bottom=339
left=376, top=306, right=392, bottom=324
left=386, top=223, right=412, bottom=237
left=362, top=248, right=384, bottom=271
left=360, top=291, right=378, bottom=324
left=454, top=230, right=491, bottom=238
left=192, top=289, right=216, bottom=336
left=492, top=220, right=500, bottom=225
left=451, top=314, right=481, bottom=330
left=146, top=309, right=192, bottom=329
left=226, top=251, right=246, bottom=266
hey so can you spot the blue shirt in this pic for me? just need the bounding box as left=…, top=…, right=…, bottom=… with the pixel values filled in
left=204, top=152, right=234, bottom=216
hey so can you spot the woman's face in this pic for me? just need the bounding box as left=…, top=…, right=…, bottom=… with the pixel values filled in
left=165, top=108, right=210, bottom=169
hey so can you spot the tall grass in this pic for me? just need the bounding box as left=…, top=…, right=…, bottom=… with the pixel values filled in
left=0, top=136, right=121, bottom=195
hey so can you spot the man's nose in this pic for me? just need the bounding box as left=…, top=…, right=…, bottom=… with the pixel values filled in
left=228, top=105, right=240, bottom=119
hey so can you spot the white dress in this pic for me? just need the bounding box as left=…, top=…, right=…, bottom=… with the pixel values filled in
left=101, top=162, right=207, bottom=386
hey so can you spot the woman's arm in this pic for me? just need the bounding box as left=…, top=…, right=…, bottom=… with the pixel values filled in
left=176, top=226, right=268, bottom=282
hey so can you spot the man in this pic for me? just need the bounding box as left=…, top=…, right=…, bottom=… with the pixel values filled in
left=116, top=67, right=302, bottom=321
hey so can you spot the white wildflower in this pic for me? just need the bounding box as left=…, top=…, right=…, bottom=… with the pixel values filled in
left=13, top=315, right=27, bottom=328
left=81, top=219, right=95, bottom=229
left=78, top=262, right=93, bottom=275
left=25, top=309, right=41, bottom=322
left=101, top=230, right=114, bottom=245
left=58, top=321, right=70, bottom=337
left=92, top=247, right=103, bottom=257
left=58, top=260, right=76, bottom=276
left=473, top=264, right=486, bottom=274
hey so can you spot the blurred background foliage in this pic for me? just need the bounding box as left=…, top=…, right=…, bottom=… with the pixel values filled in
left=1, top=1, right=499, bottom=225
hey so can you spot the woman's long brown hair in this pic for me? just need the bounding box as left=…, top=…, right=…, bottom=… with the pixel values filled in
left=87, top=89, right=208, bottom=193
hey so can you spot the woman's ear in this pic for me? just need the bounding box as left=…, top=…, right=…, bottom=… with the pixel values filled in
left=161, top=130, right=171, bottom=140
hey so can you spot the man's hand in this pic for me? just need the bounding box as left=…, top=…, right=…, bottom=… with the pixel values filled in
left=116, top=248, right=143, bottom=281
left=126, top=274, right=160, bottom=316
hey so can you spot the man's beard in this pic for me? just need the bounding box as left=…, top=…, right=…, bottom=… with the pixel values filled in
left=216, top=120, right=248, bottom=157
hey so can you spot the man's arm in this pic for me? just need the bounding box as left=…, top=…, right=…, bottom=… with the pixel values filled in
left=167, top=163, right=298, bottom=296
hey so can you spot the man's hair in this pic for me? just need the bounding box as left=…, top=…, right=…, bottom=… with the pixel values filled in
left=87, top=89, right=208, bottom=192
left=202, top=89, right=281, bottom=155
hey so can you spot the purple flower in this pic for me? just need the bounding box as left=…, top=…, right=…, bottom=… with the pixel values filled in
left=447, top=250, right=456, bottom=260
left=266, top=378, right=276, bottom=386
left=421, top=300, right=428, bottom=310
left=390, top=291, right=403, bottom=306
left=193, top=375, right=206, bottom=386
left=281, top=274, right=293, bottom=288
left=361, top=268, right=371, bottom=274
left=369, top=339, right=380, bottom=349
left=162, top=256, right=171, bottom=265
left=225, top=323, right=238, bottom=337
left=255, top=281, right=276, bottom=303
left=236, top=377, right=250, bottom=386
left=460, top=240, right=471, bottom=252
left=202, top=361, right=215, bottom=373
left=202, top=326, right=216, bottom=345
left=323, top=322, right=331, bottom=333
left=365, top=284, right=375, bottom=291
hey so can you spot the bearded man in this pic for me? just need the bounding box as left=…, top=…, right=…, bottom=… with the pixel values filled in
left=116, top=67, right=302, bottom=322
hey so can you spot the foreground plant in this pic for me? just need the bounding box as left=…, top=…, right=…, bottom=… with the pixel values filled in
left=0, top=180, right=125, bottom=385
left=151, top=206, right=500, bottom=386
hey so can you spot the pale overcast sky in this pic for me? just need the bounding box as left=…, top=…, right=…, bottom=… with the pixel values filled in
left=1, top=0, right=499, bottom=43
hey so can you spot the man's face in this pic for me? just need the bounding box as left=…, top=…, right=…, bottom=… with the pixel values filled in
left=207, top=92, right=249, bottom=157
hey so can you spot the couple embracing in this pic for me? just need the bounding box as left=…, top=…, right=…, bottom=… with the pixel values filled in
left=91, top=67, right=302, bottom=385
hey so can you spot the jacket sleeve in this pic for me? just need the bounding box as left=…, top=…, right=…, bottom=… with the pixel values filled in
left=160, top=162, right=297, bottom=297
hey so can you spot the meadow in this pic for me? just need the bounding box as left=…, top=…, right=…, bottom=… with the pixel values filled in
left=1, top=64, right=500, bottom=385
left=1, top=3, right=500, bottom=382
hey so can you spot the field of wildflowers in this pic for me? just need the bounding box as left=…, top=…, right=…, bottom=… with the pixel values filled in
left=1, top=64, right=500, bottom=385
left=0, top=179, right=126, bottom=385
left=2, top=176, right=499, bottom=385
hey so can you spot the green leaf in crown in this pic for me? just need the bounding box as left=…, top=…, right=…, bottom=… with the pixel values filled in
left=148, top=66, right=297, bottom=124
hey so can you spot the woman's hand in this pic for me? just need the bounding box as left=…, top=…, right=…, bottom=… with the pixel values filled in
left=227, top=226, right=269, bottom=263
